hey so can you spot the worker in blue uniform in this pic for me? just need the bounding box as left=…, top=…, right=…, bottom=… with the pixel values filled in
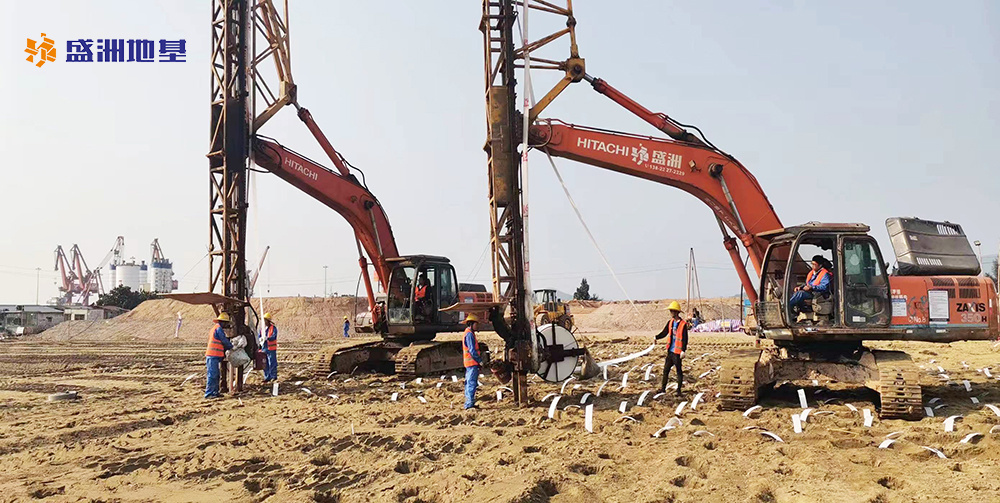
left=462, top=314, right=482, bottom=409
left=205, top=312, right=234, bottom=399
left=789, top=256, right=832, bottom=314
left=261, top=313, right=278, bottom=383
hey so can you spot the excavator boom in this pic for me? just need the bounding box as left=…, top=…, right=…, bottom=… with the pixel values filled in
left=530, top=118, right=782, bottom=301
left=252, top=136, right=399, bottom=292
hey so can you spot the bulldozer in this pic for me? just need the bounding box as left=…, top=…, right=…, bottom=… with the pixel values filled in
left=533, top=289, right=574, bottom=331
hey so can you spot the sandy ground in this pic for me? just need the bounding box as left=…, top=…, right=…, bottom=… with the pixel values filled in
left=2, top=330, right=1000, bottom=503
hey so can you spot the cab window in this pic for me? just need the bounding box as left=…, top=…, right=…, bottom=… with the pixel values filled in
left=842, top=239, right=890, bottom=327
left=387, top=265, right=415, bottom=324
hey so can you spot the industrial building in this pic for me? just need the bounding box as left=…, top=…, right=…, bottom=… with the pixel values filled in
left=0, top=305, right=67, bottom=335
left=55, top=237, right=179, bottom=306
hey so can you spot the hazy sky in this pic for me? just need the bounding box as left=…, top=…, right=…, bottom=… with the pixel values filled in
left=2, top=1, right=998, bottom=304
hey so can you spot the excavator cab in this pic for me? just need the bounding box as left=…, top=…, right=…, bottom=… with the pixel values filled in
left=756, top=223, right=891, bottom=336
left=383, top=255, right=460, bottom=338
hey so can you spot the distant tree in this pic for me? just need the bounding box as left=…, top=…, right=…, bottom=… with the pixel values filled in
left=96, top=285, right=158, bottom=310
left=573, top=278, right=601, bottom=301
left=986, top=258, right=998, bottom=288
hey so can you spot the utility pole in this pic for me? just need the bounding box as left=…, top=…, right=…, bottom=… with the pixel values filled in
left=686, top=248, right=702, bottom=312
left=35, top=267, right=40, bottom=304
left=323, top=265, right=328, bottom=297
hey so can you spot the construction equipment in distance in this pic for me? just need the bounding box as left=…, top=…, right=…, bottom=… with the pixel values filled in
left=533, top=289, right=574, bottom=330
left=483, top=0, right=997, bottom=418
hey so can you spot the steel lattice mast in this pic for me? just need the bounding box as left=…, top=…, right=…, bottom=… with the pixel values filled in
left=207, top=0, right=293, bottom=392
left=481, top=0, right=583, bottom=404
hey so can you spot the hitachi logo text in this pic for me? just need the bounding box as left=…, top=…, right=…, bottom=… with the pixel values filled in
left=577, top=137, right=629, bottom=156
left=284, top=157, right=318, bottom=181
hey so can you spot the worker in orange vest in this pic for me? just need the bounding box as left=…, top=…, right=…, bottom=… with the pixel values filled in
left=789, top=255, right=832, bottom=315
left=462, top=314, right=482, bottom=409
left=205, top=312, right=234, bottom=399
left=654, top=301, right=688, bottom=396
left=414, top=273, right=432, bottom=321
left=261, top=313, right=278, bottom=383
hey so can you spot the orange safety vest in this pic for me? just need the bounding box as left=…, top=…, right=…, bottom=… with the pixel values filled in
left=806, top=268, right=830, bottom=287
left=206, top=323, right=226, bottom=358
left=415, top=284, right=428, bottom=300
left=265, top=324, right=277, bottom=351
left=667, top=318, right=687, bottom=355
left=462, top=328, right=479, bottom=368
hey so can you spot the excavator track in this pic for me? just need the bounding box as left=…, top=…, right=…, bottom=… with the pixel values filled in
left=717, top=348, right=763, bottom=411
left=394, top=341, right=463, bottom=379
left=312, top=341, right=403, bottom=378
left=394, top=341, right=491, bottom=379
left=872, top=350, right=923, bottom=420
left=393, top=344, right=426, bottom=380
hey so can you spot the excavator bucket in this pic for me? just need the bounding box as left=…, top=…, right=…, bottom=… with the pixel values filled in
left=579, top=348, right=601, bottom=380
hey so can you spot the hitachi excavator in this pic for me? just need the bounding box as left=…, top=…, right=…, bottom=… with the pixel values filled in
left=253, top=109, right=495, bottom=378
left=484, top=0, right=997, bottom=418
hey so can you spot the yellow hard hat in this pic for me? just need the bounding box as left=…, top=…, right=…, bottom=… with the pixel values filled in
left=665, top=301, right=682, bottom=312
left=262, top=312, right=272, bottom=320
left=215, top=312, right=231, bottom=322
left=463, top=313, right=479, bottom=323
left=344, top=316, right=348, bottom=320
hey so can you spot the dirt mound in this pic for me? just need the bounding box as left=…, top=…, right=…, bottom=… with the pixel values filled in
left=573, top=297, right=742, bottom=333
left=36, top=297, right=368, bottom=343
left=36, top=296, right=743, bottom=342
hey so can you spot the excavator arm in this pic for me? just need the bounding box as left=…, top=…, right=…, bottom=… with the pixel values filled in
left=251, top=136, right=399, bottom=301
left=529, top=115, right=783, bottom=302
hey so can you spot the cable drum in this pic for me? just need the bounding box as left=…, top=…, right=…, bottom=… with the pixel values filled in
left=535, top=323, right=581, bottom=382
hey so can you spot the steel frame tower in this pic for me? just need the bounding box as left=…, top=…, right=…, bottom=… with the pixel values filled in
left=207, top=0, right=293, bottom=392
left=481, top=0, right=582, bottom=404
left=208, top=0, right=250, bottom=317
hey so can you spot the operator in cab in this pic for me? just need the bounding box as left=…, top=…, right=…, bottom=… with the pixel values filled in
left=654, top=301, right=688, bottom=397
left=462, top=314, right=483, bottom=410
left=205, top=312, right=234, bottom=399
left=414, top=272, right=432, bottom=321
left=789, top=255, right=832, bottom=316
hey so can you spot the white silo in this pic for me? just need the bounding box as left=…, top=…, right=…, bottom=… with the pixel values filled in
left=115, top=260, right=142, bottom=291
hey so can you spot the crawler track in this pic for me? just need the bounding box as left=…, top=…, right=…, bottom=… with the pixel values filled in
left=872, top=350, right=924, bottom=420
left=717, top=349, right=762, bottom=411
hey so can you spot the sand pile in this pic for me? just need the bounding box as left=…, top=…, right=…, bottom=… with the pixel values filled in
left=36, top=296, right=746, bottom=342
left=572, top=297, right=742, bottom=333
left=36, top=297, right=368, bottom=343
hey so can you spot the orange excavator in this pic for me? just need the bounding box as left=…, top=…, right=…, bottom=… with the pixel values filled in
left=189, top=0, right=495, bottom=382
left=252, top=110, right=495, bottom=377
left=484, top=0, right=997, bottom=417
